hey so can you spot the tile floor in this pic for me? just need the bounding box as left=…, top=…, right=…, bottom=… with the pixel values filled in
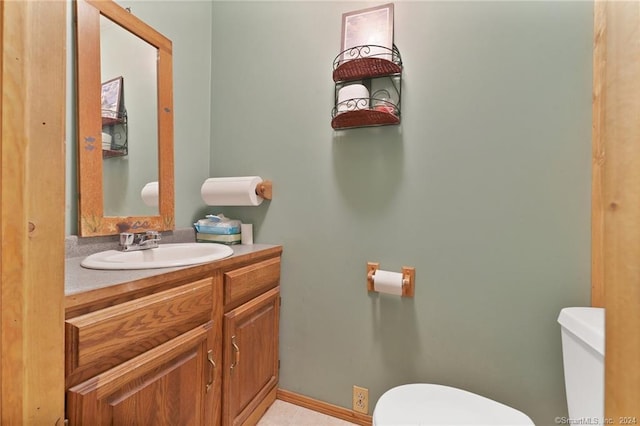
left=257, top=400, right=358, bottom=426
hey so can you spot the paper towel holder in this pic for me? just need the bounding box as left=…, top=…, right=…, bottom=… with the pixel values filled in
left=367, top=262, right=415, bottom=297
left=256, top=180, right=273, bottom=200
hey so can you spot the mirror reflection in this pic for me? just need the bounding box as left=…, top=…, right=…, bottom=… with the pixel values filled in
left=100, top=14, right=159, bottom=217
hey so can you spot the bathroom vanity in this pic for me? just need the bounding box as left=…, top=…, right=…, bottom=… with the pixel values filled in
left=64, top=244, right=282, bottom=426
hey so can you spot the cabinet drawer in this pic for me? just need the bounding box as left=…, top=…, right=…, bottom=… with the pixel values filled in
left=224, top=257, right=280, bottom=310
left=66, top=277, right=213, bottom=386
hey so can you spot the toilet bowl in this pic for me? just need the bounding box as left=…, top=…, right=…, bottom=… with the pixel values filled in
left=373, top=383, right=534, bottom=425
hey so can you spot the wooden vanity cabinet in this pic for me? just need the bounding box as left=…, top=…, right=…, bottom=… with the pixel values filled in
left=64, top=246, right=282, bottom=426
left=222, top=258, right=281, bottom=426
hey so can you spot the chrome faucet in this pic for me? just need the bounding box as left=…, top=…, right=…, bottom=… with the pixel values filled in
left=119, top=231, right=161, bottom=251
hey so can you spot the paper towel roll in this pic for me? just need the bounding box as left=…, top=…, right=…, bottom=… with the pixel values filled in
left=373, top=270, right=404, bottom=295
left=201, top=176, right=264, bottom=206
left=141, top=181, right=159, bottom=207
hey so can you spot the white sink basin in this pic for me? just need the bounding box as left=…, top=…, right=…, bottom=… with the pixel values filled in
left=81, top=243, right=234, bottom=270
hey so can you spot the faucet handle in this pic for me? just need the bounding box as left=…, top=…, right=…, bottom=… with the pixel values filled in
left=120, top=232, right=135, bottom=247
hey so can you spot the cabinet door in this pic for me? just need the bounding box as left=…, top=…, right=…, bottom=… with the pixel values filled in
left=67, top=321, right=215, bottom=426
left=223, top=287, right=280, bottom=426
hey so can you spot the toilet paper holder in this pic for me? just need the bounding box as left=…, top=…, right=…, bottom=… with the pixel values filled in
left=367, top=262, right=415, bottom=297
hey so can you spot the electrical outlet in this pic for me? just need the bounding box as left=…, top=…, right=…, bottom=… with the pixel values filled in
left=352, top=385, right=369, bottom=414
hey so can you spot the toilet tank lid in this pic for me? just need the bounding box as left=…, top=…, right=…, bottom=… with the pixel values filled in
left=558, top=307, right=604, bottom=355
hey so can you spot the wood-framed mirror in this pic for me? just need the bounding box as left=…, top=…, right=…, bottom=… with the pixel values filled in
left=75, top=0, right=174, bottom=236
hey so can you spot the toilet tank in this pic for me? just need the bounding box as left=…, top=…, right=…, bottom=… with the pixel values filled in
left=558, top=307, right=604, bottom=423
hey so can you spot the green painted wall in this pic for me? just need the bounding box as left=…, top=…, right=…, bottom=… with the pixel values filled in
left=210, top=1, right=593, bottom=423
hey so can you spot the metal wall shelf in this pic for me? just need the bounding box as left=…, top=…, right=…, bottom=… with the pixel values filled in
left=331, top=45, right=403, bottom=130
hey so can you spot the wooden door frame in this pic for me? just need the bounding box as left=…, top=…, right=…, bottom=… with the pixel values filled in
left=591, top=1, right=640, bottom=419
left=1, top=0, right=66, bottom=423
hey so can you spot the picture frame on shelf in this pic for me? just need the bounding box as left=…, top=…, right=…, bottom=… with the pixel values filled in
left=340, top=3, right=394, bottom=63
left=101, top=76, right=123, bottom=124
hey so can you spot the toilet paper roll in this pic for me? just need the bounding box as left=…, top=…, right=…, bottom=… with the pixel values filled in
left=102, top=132, right=112, bottom=150
left=373, top=270, right=404, bottom=296
left=338, top=84, right=369, bottom=112
left=141, top=181, right=159, bottom=207
left=201, top=176, right=264, bottom=206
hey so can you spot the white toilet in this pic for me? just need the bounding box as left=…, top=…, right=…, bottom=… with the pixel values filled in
left=372, top=307, right=605, bottom=425
left=557, top=307, right=605, bottom=423
left=373, top=383, right=534, bottom=425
